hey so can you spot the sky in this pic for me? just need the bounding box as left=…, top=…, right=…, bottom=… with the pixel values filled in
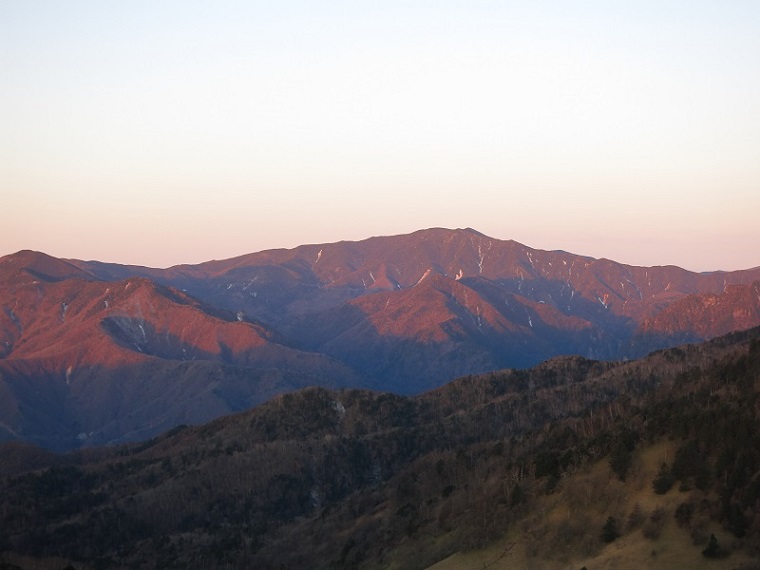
left=2, top=1, right=759, bottom=272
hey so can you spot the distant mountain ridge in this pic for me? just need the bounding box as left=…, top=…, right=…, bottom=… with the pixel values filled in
left=1, top=228, right=759, bottom=449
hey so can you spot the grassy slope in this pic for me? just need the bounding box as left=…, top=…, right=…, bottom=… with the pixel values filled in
left=428, top=442, right=755, bottom=570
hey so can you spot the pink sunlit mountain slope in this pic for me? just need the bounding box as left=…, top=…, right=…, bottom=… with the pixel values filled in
left=2, top=228, right=759, bottom=449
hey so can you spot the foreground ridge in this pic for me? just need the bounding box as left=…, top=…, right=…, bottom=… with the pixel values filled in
left=1, top=327, right=759, bottom=569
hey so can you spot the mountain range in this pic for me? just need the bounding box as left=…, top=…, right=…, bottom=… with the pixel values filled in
left=2, top=227, right=759, bottom=450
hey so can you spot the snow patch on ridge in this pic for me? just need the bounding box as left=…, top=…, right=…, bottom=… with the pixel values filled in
left=332, top=400, right=346, bottom=416
left=414, top=269, right=432, bottom=287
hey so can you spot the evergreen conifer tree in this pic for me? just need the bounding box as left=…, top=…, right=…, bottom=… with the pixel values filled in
left=601, top=516, right=620, bottom=543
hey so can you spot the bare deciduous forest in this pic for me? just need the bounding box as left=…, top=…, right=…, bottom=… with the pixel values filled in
left=1, top=328, right=760, bottom=569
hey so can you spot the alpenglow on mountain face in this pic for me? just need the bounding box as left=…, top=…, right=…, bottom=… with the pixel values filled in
left=2, top=228, right=759, bottom=449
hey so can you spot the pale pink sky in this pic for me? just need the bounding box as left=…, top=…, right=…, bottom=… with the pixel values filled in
left=3, top=2, right=759, bottom=271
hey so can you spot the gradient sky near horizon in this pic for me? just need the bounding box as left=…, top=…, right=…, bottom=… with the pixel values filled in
left=3, top=1, right=759, bottom=271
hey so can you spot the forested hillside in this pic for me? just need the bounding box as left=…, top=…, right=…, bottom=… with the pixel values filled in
left=1, top=328, right=759, bottom=569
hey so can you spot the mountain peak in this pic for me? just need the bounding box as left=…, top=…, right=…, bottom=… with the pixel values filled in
left=0, top=250, right=96, bottom=283
left=459, top=226, right=486, bottom=236
left=409, top=226, right=489, bottom=240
